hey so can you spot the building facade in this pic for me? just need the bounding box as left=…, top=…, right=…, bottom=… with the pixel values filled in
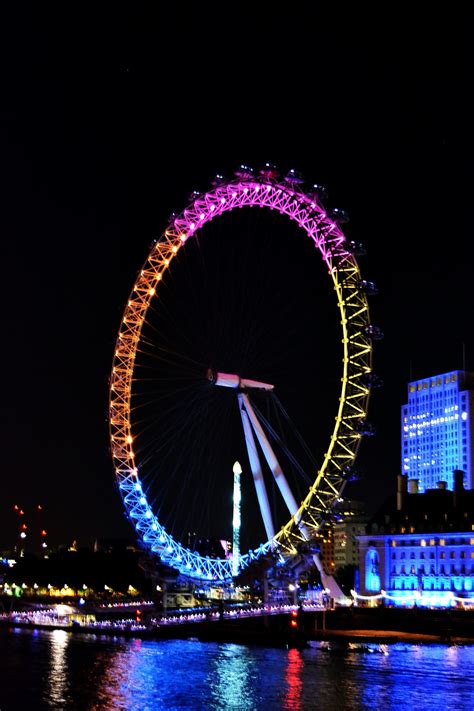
left=401, top=370, right=474, bottom=491
left=357, top=473, right=474, bottom=607
left=333, top=520, right=368, bottom=570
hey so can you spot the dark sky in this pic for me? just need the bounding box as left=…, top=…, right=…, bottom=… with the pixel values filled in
left=1, top=5, right=472, bottom=549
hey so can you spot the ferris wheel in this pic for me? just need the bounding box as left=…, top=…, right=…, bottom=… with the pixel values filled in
left=109, top=164, right=377, bottom=583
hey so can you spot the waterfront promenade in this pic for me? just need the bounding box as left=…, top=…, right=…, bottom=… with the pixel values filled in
left=2, top=600, right=474, bottom=646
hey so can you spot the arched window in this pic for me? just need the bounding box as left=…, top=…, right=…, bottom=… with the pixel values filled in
left=365, top=549, right=381, bottom=592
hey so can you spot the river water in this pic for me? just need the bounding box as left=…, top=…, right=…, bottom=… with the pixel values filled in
left=0, top=627, right=473, bottom=709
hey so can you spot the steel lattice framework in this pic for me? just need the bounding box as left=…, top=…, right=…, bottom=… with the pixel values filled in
left=109, top=171, right=373, bottom=581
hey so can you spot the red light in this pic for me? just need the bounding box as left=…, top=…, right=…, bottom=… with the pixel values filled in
left=13, top=505, right=19, bottom=511
left=37, top=505, right=43, bottom=511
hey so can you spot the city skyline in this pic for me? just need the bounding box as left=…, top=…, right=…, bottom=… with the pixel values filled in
left=1, top=8, right=472, bottom=548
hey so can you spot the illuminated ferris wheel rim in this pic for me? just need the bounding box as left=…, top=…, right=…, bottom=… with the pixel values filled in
left=109, top=170, right=373, bottom=582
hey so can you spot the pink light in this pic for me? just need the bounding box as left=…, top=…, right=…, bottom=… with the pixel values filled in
left=170, top=179, right=349, bottom=272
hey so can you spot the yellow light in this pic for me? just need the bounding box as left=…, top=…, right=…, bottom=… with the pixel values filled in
left=164, top=259, right=169, bottom=266
left=149, top=288, right=155, bottom=296
left=180, top=234, right=187, bottom=242
left=126, top=435, right=133, bottom=444
left=172, top=245, right=178, bottom=253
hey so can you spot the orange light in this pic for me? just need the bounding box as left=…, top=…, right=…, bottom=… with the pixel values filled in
left=37, top=505, right=43, bottom=510
left=21, top=524, right=27, bottom=530
left=291, top=620, right=298, bottom=628
left=41, top=530, right=47, bottom=536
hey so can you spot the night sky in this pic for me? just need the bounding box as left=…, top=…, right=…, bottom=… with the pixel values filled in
left=1, top=6, right=472, bottom=549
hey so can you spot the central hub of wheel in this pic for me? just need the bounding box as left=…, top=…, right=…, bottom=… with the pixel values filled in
left=207, top=369, right=274, bottom=391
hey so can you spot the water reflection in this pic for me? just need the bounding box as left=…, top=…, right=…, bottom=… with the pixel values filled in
left=2, top=629, right=474, bottom=710
left=209, top=643, right=259, bottom=709
left=284, top=648, right=303, bottom=710
left=47, top=629, right=70, bottom=707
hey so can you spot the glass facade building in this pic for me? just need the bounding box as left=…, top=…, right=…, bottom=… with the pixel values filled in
left=401, top=370, right=474, bottom=491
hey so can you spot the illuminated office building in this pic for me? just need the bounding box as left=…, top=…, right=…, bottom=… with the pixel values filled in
left=401, top=370, right=474, bottom=491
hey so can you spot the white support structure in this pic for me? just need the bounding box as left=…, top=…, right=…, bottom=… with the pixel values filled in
left=238, top=394, right=275, bottom=541
left=214, top=371, right=348, bottom=601
left=232, top=461, right=242, bottom=577
left=240, top=393, right=300, bottom=518
left=208, top=369, right=274, bottom=391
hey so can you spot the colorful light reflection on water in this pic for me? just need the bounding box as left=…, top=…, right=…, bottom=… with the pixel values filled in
left=1, top=629, right=474, bottom=709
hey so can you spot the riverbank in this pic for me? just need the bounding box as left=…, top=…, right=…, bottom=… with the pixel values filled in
left=312, top=629, right=474, bottom=645
left=3, top=608, right=474, bottom=647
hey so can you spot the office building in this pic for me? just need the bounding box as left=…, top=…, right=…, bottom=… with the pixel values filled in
left=401, top=370, right=474, bottom=491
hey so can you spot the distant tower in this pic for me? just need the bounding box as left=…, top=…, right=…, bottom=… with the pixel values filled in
left=12, top=503, right=48, bottom=554
left=232, top=461, right=242, bottom=577
left=401, top=370, right=474, bottom=491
